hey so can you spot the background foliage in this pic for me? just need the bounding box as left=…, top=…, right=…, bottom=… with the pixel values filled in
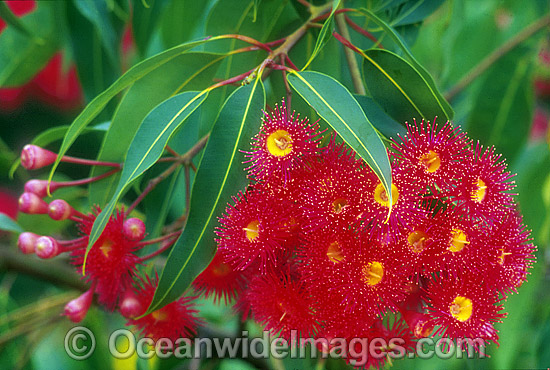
left=1, top=0, right=550, bottom=369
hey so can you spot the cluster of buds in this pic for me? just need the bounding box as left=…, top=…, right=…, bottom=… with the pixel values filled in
left=194, top=101, right=536, bottom=368
left=16, top=144, right=202, bottom=344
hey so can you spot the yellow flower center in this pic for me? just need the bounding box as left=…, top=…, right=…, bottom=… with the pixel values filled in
left=419, top=150, right=441, bottom=173
left=362, top=261, right=384, bottom=286
left=373, top=183, right=399, bottom=207
left=471, top=178, right=487, bottom=203
left=151, top=310, right=168, bottom=322
left=449, top=229, right=469, bottom=252
left=332, top=198, right=348, bottom=214
left=244, top=220, right=260, bottom=241
left=327, top=241, right=344, bottom=263
left=266, top=130, right=293, bottom=157
left=497, top=248, right=512, bottom=265
left=407, top=230, right=429, bottom=253
left=100, top=239, right=114, bottom=258
left=449, top=296, right=473, bottom=322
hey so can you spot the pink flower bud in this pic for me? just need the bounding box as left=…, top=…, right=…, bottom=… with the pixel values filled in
left=119, top=289, right=144, bottom=318
left=18, top=192, right=48, bottom=214
left=64, top=289, right=94, bottom=323
left=35, top=236, right=59, bottom=259
left=123, top=218, right=146, bottom=241
left=20, top=145, right=57, bottom=170
left=24, top=179, right=60, bottom=198
left=17, top=232, right=39, bottom=254
left=48, top=199, right=73, bottom=221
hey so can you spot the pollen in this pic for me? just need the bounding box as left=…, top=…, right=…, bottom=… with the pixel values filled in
left=332, top=198, right=348, bottom=214
left=374, top=183, right=399, bottom=207
left=449, top=296, right=473, bottom=322
left=266, top=130, right=293, bottom=157
left=244, top=220, right=260, bottom=241
left=407, top=230, right=429, bottom=253
left=212, top=262, right=231, bottom=277
left=362, top=261, right=384, bottom=286
left=326, top=241, right=344, bottom=263
left=449, top=229, right=469, bottom=252
left=497, top=248, right=512, bottom=265
left=471, top=178, right=487, bottom=203
left=100, top=239, right=114, bottom=257
left=151, top=310, right=168, bottom=322
left=419, top=150, right=441, bottom=173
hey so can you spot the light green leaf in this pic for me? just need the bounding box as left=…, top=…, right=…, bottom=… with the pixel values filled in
left=47, top=38, right=212, bottom=187
left=362, top=48, right=451, bottom=124
left=145, top=78, right=265, bottom=314
left=0, top=214, right=23, bottom=234
left=287, top=70, right=392, bottom=206
left=84, top=91, right=209, bottom=269
left=302, top=0, right=341, bottom=70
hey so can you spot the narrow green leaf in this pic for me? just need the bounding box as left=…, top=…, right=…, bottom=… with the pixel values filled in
left=145, top=79, right=265, bottom=314
left=131, top=0, right=169, bottom=57
left=88, top=51, right=225, bottom=207
left=0, top=2, right=59, bottom=87
left=287, top=70, right=392, bottom=205
left=362, top=48, right=450, bottom=124
left=72, top=0, right=120, bottom=66
left=0, top=214, right=23, bottom=234
left=354, top=94, right=407, bottom=139
left=84, top=91, right=209, bottom=268
left=358, top=8, right=453, bottom=119
left=302, top=0, right=341, bottom=70
left=47, top=38, right=212, bottom=186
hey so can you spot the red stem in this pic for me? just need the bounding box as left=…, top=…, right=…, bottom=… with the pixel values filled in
left=332, top=31, right=364, bottom=55
left=61, top=168, right=120, bottom=187
left=136, top=231, right=181, bottom=247
left=61, top=155, right=121, bottom=168
left=345, top=15, right=384, bottom=47
left=139, top=235, right=180, bottom=261
left=311, top=8, right=354, bottom=23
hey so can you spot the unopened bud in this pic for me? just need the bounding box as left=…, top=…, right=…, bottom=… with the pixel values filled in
left=18, top=232, right=39, bottom=254
left=20, top=145, right=57, bottom=170
left=64, top=289, right=94, bottom=323
left=119, top=289, right=144, bottom=318
left=48, top=199, right=73, bottom=221
left=24, top=179, right=60, bottom=198
left=123, top=218, right=146, bottom=241
left=18, top=193, right=48, bottom=214
left=35, top=236, right=59, bottom=259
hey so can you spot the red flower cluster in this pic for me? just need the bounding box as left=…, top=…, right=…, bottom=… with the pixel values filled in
left=16, top=145, right=200, bottom=342
left=208, top=101, right=536, bottom=367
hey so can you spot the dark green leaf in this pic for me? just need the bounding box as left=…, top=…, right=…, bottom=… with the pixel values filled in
left=85, top=91, right=209, bottom=266
left=131, top=0, right=169, bottom=56
left=160, top=0, right=210, bottom=49
left=302, top=0, right=340, bottom=70
left=0, top=214, right=23, bottom=234
left=354, top=94, right=407, bottom=139
left=145, top=79, right=265, bottom=313
left=391, top=0, right=445, bottom=26
left=362, top=48, right=451, bottom=124
left=287, top=71, right=392, bottom=205
left=88, top=51, right=225, bottom=206
left=0, top=2, right=59, bottom=87
left=358, top=8, right=453, bottom=119
left=466, top=48, right=534, bottom=162
left=47, top=37, right=212, bottom=186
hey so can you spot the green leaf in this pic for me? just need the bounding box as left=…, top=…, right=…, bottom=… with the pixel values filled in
left=358, top=8, right=453, bottom=120
left=302, top=0, right=340, bottom=70
left=84, top=91, right=209, bottom=268
left=0, top=214, right=23, bottom=234
left=362, top=48, right=451, bottom=124
left=88, top=51, right=225, bottom=207
left=145, top=78, right=265, bottom=314
left=0, top=2, right=40, bottom=40
left=287, top=70, right=392, bottom=206
left=466, top=48, right=534, bottom=162
left=72, top=0, right=121, bottom=66
left=47, top=37, right=212, bottom=187
left=160, top=0, right=210, bottom=49
left=390, top=0, right=446, bottom=26
left=354, top=94, right=407, bottom=139
left=131, top=0, right=169, bottom=57
left=0, top=2, right=59, bottom=87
